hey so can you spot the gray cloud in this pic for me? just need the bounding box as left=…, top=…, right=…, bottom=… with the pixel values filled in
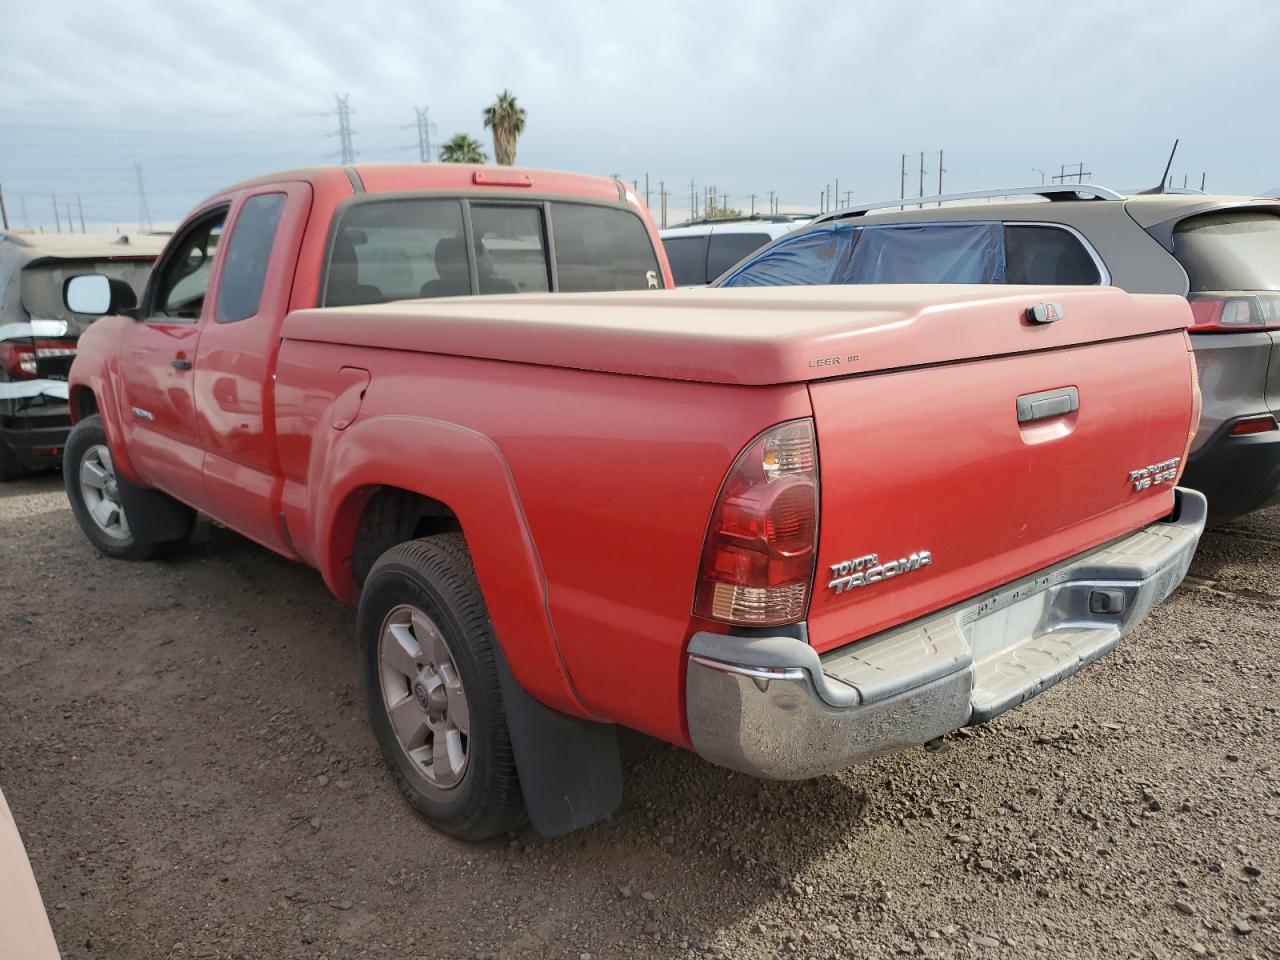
left=2, top=0, right=1276, bottom=230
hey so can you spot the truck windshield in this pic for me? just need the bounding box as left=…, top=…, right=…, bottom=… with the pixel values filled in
left=324, top=198, right=660, bottom=306
left=1173, top=210, right=1280, bottom=291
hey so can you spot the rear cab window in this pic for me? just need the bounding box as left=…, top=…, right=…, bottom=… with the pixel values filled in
left=324, top=197, right=660, bottom=306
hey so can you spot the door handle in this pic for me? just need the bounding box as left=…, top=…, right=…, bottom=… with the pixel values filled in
left=1017, top=386, right=1078, bottom=423
left=171, top=357, right=193, bottom=371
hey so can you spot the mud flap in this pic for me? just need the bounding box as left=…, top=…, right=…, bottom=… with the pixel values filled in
left=492, top=643, right=622, bottom=837
left=115, top=471, right=195, bottom=543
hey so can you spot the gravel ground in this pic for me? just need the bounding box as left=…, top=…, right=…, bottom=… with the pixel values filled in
left=1, top=473, right=1277, bottom=960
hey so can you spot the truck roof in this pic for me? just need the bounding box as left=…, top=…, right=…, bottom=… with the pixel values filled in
left=284, top=284, right=1189, bottom=386
left=203, top=163, right=628, bottom=208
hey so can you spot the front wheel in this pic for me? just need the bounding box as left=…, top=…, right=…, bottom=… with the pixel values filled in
left=63, top=415, right=190, bottom=560
left=358, top=534, right=525, bottom=841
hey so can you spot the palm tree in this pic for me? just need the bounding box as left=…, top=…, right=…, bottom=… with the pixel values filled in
left=483, top=90, right=527, bottom=166
left=438, top=133, right=487, bottom=164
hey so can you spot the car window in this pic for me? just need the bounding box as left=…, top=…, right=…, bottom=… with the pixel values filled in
left=20, top=258, right=154, bottom=328
left=1173, top=210, right=1280, bottom=291
left=215, top=193, right=286, bottom=322
left=662, top=235, right=709, bottom=285
left=469, top=204, right=549, bottom=294
left=707, top=233, right=772, bottom=280
left=1004, top=225, right=1101, bottom=285
left=721, top=226, right=857, bottom=286
left=153, top=212, right=226, bottom=320
left=841, top=222, right=1004, bottom=284
left=325, top=199, right=467, bottom=306
left=551, top=203, right=660, bottom=291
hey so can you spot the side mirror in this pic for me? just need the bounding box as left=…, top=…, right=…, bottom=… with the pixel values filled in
left=64, top=274, right=138, bottom=316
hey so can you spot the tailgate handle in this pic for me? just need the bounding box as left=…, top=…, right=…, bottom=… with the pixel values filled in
left=1017, top=386, right=1078, bottom=423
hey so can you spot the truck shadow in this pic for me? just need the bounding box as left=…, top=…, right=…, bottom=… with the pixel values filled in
left=0, top=502, right=879, bottom=953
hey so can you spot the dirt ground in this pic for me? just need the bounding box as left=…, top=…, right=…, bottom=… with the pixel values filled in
left=1, top=473, right=1277, bottom=960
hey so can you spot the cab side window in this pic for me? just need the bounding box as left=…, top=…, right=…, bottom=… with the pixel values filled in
left=215, top=194, right=286, bottom=323
left=152, top=210, right=228, bottom=320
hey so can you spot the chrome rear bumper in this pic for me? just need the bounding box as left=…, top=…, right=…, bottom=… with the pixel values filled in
left=685, top=488, right=1206, bottom=780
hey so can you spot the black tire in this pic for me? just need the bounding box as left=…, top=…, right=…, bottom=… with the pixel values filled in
left=358, top=534, right=525, bottom=841
left=63, top=415, right=191, bottom=561
left=0, top=437, right=30, bottom=482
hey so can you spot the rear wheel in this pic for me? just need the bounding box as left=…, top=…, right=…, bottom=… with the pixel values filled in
left=63, top=415, right=191, bottom=560
left=358, top=534, right=525, bottom=840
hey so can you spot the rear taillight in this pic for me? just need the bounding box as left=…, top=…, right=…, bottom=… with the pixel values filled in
left=694, top=419, right=819, bottom=626
left=1179, top=339, right=1201, bottom=476
left=0, top=340, right=77, bottom=380
left=1187, top=293, right=1280, bottom=333
left=1229, top=415, right=1279, bottom=437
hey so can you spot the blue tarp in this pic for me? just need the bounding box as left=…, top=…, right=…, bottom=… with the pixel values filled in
left=722, top=221, right=1006, bottom=286
left=720, top=223, right=858, bottom=286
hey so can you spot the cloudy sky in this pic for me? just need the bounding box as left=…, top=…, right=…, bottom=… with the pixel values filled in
left=2, top=0, right=1277, bottom=231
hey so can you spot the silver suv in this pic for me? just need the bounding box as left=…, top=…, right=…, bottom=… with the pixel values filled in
left=715, top=185, right=1280, bottom=521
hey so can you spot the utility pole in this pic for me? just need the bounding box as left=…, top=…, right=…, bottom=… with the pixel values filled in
left=414, top=106, right=434, bottom=162
left=334, top=94, right=355, bottom=164
left=65, top=202, right=74, bottom=233
left=900, top=154, right=907, bottom=210
left=19, top=194, right=29, bottom=229
left=834, top=178, right=839, bottom=211
left=1201, top=172, right=1206, bottom=191
left=77, top=195, right=86, bottom=232
left=644, top=173, right=650, bottom=211
left=918, top=152, right=926, bottom=208
left=689, top=179, right=696, bottom=221
left=659, top=181, right=667, bottom=228
left=1033, top=168, right=1046, bottom=185
left=749, top=193, right=756, bottom=215
left=134, top=164, right=152, bottom=233
left=768, top=190, right=775, bottom=214
left=52, top=193, right=61, bottom=233
left=937, top=149, right=945, bottom=205
left=0, top=185, right=8, bottom=231
left=842, top=191, right=853, bottom=206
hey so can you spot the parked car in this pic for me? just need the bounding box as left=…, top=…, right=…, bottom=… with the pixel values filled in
left=0, top=787, right=61, bottom=959
left=717, top=184, right=1280, bottom=521
left=60, top=164, right=1203, bottom=841
left=661, top=214, right=811, bottom=286
left=0, top=232, right=164, bottom=480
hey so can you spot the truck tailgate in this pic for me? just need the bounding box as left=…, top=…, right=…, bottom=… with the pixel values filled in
left=807, top=327, right=1196, bottom=654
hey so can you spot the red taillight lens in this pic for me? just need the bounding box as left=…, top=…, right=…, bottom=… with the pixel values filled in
left=1187, top=293, right=1280, bottom=333
left=694, top=419, right=819, bottom=626
left=0, top=340, right=77, bottom=380
left=1229, top=415, right=1279, bottom=437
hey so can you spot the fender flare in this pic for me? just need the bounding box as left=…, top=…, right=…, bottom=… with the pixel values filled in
left=312, top=414, right=594, bottom=720
left=68, top=351, right=143, bottom=486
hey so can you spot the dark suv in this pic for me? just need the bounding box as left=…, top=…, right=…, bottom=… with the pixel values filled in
left=716, top=185, right=1280, bottom=521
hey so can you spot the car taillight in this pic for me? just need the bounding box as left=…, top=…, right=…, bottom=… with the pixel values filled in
left=0, top=340, right=77, bottom=380
left=1229, top=415, right=1279, bottom=436
left=694, top=419, right=819, bottom=626
left=1187, top=293, right=1280, bottom=333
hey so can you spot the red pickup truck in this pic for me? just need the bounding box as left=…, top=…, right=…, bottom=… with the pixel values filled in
left=61, top=164, right=1205, bottom=841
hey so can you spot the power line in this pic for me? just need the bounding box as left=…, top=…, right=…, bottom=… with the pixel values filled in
left=333, top=94, right=356, bottom=164
left=134, top=163, right=153, bottom=233
left=414, top=106, right=434, bottom=163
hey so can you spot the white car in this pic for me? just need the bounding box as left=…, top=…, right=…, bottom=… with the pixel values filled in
left=660, top=216, right=811, bottom=286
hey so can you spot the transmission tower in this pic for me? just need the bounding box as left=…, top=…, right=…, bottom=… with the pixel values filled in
left=334, top=94, right=356, bottom=164
left=134, top=163, right=153, bottom=233
left=414, top=106, right=435, bottom=163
